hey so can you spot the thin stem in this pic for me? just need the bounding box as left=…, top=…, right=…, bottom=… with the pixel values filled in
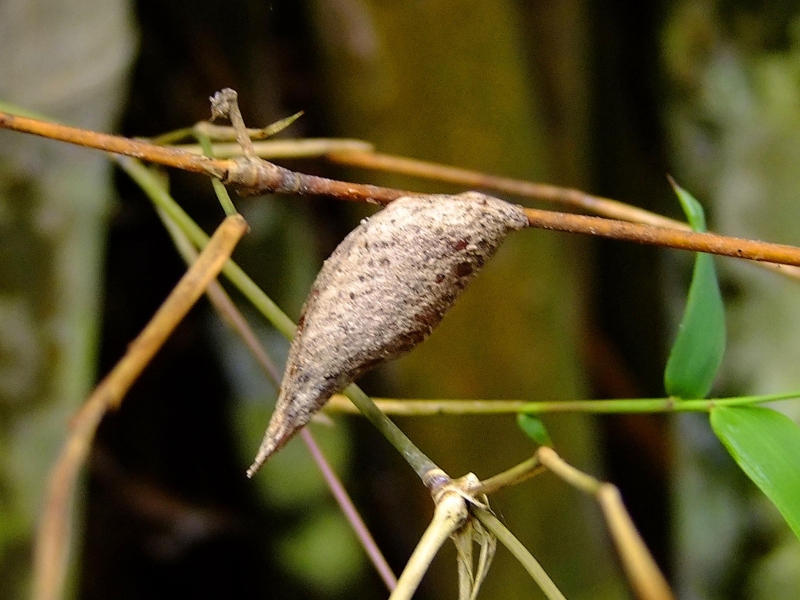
left=473, top=508, right=567, bottom=600
left=0, top=111, right=224, bottom=177
left=521, top=206, right=800, bottom=266
left=536, top=447, right=600, bottom=494
left=195, top=110, right=304, bottom=142
left=598, top=485, right=674, bottom=600
left=160, top=115, right=304, bottom=146
left=323, top=390, right=800, bottom=416
left=147, top=126, right=197, bottom=146
left=300, top=429, right=398, bottom=591
left=327, top=150, right=800, bottom=281
left=175, top=138, right=374, bottom=159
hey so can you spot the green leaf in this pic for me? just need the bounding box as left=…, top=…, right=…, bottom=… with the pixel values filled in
left=517, top=414, right=553, bottom=447
left=711, top=406, right=800, bottom=540
left=670, top=176, right=707, bottom=231
left=664, top=180, right=726, bottom=399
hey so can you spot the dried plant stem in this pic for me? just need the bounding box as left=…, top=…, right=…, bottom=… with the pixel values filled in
left=521, top=207, right=800, bottom=266
left=0, top=111, right=224, bottom=177
left=389, top=492, right=468, bottom=600
left=328, top=151, right=800, bottom=281
left=472, top=508, right=567, bottom=600
left=158, top=209, right=397, bottom=592
left=175, top=138, right=374, bottom=159
left=324, top=390, right=800, bottom=415
left=536, top=447, right=674, bottom=600
left=328, top=149, right=677, bottom=228
left=32, top=215, right=248, bottom=600
left=5, top=110, right=800, bottom=268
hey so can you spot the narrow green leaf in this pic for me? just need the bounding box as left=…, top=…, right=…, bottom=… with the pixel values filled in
left=670, top=175, right=707, bottom=231
left=664, top=180, right=726, bottom=399
left=710, top=406, right=800, bottom=540
left=517, top=414, right=553, bottom=447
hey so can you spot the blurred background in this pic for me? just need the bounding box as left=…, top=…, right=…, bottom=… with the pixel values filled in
left=2, top=1, right=800, bottom=598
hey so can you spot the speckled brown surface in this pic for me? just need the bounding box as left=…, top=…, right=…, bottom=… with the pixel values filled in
left=248, top=192, right=527, bottom=475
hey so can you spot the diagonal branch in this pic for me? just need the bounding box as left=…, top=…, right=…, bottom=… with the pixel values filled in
left=536, top=447, right=674, bottom=600
left=327, top=149, right=678, bottom=228
left=32, top=215, right=248, bottom=600
left=5, top=110, right=800, bottom=268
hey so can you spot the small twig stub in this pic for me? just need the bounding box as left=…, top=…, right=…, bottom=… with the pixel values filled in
left=248, top=191, right=528, bottom=476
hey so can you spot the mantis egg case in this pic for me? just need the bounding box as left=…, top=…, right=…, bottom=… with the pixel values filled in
left=247, top=191, right=528, bottom=477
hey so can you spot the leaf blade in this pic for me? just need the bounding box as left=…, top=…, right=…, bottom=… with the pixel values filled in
left=664, top=180, right=726, bottom=399
left=517, top=414, right=553, bottom=447
left=710, top=406, right=800, bottom=540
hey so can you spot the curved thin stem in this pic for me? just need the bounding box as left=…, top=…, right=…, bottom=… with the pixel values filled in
left=328, top=149, right=678, bottom=228
left=301, top=428, right=398, bottom=591
left=174, top=138, right=374, bottom=159
left=474, top=456, right=545, bottom=496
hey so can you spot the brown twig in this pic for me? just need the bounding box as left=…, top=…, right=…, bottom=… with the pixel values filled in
left=0, top=111, right=224, bottom=178
left=327, top=149, right=800, bottom=280
left=219, top=155, right=411, bottom=204
left=4, top=110, right=800, bottom=267
left=521, top=207, right=800, bottom=265
left=536, top=447, right=674, bottom=600
left=327, top=149, right=680, bottom=228
left=32, top=214, right=248, bottom=600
